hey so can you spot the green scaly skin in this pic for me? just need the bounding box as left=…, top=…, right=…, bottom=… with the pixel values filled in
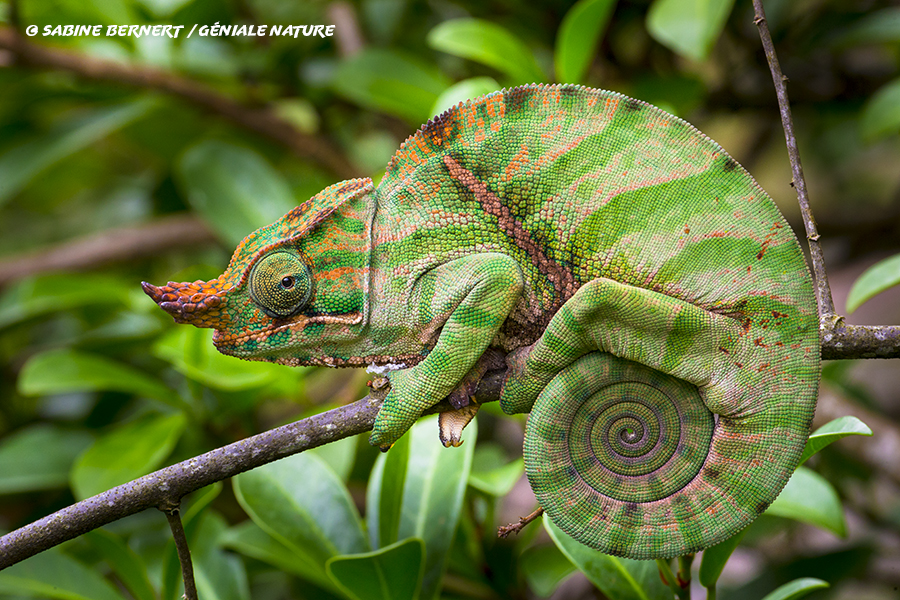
left=144, top=84, right=820, bottom=559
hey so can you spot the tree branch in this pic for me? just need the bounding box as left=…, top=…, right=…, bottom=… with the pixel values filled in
left=162, top=503, right=198, bottom=600
left=0, top=27, right=359, bottom=180
left=752, top=0, right=835, bottom=320
left=752, top=0, right=900, bottom=359
left=0, top=215, right=217, bottom=287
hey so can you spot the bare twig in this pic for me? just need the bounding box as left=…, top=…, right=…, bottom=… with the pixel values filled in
left=0, top=370, right=504, bottom=570
left=0, top=27, right=359, bottom=180
left=751, top=0, right=900, bottom=359
left=497, top=507, right=544, bottom=539
left=163, top=503, right=198, bottom=600
left=752, top=0, right=835, bottom=320
left=0, top=393, right=384, bottom=569
left=0, top=215, right=217, bottom=287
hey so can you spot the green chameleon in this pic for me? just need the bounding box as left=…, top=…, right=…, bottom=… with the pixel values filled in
left=144, top=84, right=820, bottom=559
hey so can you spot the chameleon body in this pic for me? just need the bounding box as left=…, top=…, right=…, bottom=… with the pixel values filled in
left=144, top=84, right=820, bottom=559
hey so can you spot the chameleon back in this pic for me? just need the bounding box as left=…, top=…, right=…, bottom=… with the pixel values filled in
left=374, top=84, right=820, bottom=557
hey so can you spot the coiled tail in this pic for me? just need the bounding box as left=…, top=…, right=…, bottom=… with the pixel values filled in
left=502, top=277, right=818, bottom=559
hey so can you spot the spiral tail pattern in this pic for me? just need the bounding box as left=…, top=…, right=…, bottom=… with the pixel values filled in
left=526, top=353, right=719, bottom=557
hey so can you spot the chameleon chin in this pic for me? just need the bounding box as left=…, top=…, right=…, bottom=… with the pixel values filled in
left=144, top=84, right=820, bottom=559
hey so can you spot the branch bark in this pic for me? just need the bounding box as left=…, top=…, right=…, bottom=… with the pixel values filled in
left=0, top=215, right=216, bottom=287
left=0, top=27, right=359, bottom=180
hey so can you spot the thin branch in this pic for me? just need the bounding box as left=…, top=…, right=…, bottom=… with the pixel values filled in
left=0, top=215, right=216, bottom=287
left=752, top=0, right=836, bottom=320
left=0, top=27, right=359, bottom=180
left=163, top=503, right=198, bottom=600
left=751, top=1, right=900, bottom=359
left=0, top=371, right=504, bottom=570
left=497, top=507, right=544, bottom=539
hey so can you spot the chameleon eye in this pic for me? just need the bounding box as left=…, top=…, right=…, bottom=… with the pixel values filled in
left=249, top=251, right=312, bottom=318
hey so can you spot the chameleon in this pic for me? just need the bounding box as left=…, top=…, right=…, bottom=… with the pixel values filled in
left=143, top=84, right=820, bottom=559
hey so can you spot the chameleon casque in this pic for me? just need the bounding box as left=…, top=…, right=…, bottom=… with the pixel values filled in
left=144, top=84, right=820, bottom=559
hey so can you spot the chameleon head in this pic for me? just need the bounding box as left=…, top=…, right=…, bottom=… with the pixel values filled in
left=142, top=178, right=374, bottom=365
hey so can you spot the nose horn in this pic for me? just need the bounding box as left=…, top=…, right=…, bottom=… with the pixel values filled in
left=141, top=279, right=228, bottom=328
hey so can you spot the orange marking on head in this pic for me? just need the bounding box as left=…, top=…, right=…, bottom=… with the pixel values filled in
left=318, top=266, right=359, bottom=281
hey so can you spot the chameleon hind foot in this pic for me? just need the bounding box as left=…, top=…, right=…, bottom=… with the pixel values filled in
left=438, top=402, right=479, bottom=447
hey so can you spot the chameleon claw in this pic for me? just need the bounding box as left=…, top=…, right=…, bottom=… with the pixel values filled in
left=438, top=403, right=480, bottom=448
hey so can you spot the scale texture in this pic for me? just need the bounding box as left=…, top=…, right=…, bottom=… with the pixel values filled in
left=144, top=84, right=820, bottom=559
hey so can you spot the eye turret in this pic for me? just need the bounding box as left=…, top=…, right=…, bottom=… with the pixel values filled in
left=249, top=250, right=312, bottom=318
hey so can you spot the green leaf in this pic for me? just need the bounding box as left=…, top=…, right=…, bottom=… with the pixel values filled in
left=555, top=0, right=617, bottom=83
left=176, top=140, right=297, bottom=246
left=18, top=348, right=182, bottom=409
left=221, top=520, right=338, bottom=591
left=760, top=577, right=830, bottom=600
left=332, top=49, right=451, bottom=124
left=366, top=416, right=475, bottom=600
left=70, top=412, right=186, bottom=500
left=0, top=548, right=127, bottom=600
left=519, top=544, right=577, bottom=598
left=327, top=538, right=426, bottom=600
left=427, top=19, right=546, bottom=84
left=646, top=0, right=736, bottom=61
left=430, top=77, right=502, bottom=118
left=765, top=466, right=846, bottom=537
left=84, top=530, right=157, bottom=600
left=368, top=429, right=410, bottom=548
left=0, top=100, right=154, bottom=207
left=545, top=517, right=670, bottom=600
left=698, top=527, right=747, bottom=588
left=799, top=416, right=873, bottom=465
left=0, top=273, right=134, bottom=330
left=233, top=451, right=368, bottom=575
left=845, top=253, right=900, bottom=313
left=153, top=327, right=299, bottom=392
left=861, top=78, right=900, bottom=142
left=0, top=425, right=92, bottom=494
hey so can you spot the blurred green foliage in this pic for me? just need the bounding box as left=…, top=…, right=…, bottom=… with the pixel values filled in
left=0, top=0, right=898, bottom=599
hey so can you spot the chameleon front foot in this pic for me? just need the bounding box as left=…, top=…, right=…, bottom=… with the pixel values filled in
left=438, top=402, right=479, bottom=447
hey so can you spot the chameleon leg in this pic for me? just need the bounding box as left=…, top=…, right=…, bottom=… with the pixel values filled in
left=500, top=277, right=743, bottom=415
left=369, top=253, right=524, bottom=449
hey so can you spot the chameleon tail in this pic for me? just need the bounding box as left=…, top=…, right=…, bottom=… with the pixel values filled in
left=503, top=278, right=818, bottom=558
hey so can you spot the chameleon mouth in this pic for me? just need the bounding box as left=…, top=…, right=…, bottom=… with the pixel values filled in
left=141, top=280, right=229, bottom=328
left=211, top=311, right=365, bottom=350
